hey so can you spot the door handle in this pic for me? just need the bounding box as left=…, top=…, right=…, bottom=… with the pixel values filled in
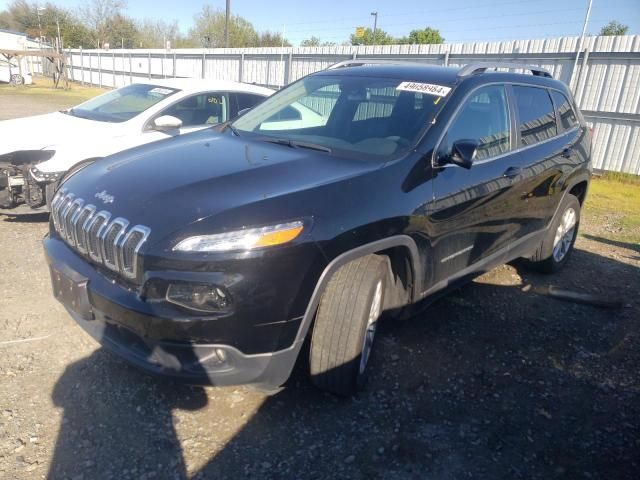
left=503, top=166, right=522, bottom=178
left=561, top=148, right=573, bottom=159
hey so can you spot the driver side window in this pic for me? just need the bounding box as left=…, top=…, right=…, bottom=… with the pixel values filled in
left=160, top=93, right=228, bottom=128
left=447, top=85, right=511, bottom=161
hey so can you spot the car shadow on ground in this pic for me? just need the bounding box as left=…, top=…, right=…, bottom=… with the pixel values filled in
left=581, top=233, right=640, bottom=257
left=48, top=247, right=639, bottom=479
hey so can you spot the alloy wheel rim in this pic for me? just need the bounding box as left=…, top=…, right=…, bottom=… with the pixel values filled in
left=552, top=207, right=577, bottom=262
left=359, top=280, right=383, bottom=375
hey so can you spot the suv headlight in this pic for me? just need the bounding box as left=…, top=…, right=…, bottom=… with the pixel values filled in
left=30, top=166, right=62, bottom=183
left=173, top=221, right=304, bottom=253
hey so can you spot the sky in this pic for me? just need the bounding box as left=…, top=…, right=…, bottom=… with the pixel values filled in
left=1, top=0, right=639, bottom=45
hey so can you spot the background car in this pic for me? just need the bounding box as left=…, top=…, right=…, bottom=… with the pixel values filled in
left=0, top=57, right=33, bottom=85
left=0, top=78, right=273, bottom=212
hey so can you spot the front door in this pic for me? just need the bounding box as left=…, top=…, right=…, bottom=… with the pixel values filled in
left=430, top=84, right=517, bottom=284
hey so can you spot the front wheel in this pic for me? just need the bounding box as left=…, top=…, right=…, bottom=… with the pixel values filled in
left=526, top=194, right=581, bottom=273
left=309, top=254, right=387, bottom=396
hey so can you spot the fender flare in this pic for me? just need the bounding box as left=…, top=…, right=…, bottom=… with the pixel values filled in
left=299, top=235, right=423, bottom=342
left=256, top=235, right=423, bottom=390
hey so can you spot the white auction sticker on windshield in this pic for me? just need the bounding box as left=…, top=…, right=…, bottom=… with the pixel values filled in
left=149, top=87, right=174, bottom=95
left=396, top=81, right=451, bottom=97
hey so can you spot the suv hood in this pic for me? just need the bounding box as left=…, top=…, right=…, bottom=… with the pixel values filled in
left=0, top=112, right=119, bottom=157
left=59, top=129, right=381, bottom=242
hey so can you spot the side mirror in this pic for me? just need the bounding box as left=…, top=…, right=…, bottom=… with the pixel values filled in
left=447, top=139, right=478, bottom=169
left=152, top=115, right=182, bottom=131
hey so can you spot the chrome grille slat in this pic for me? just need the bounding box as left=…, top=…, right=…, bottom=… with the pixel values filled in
left=51, top=192, right=150, bottom=282
left=87, top=211, right=111, bottom=262
left=75, top=204, right=96, bottom=253
left=65, top=199, right=84, bottom=245
left=100, top=218, right=129, bottom=271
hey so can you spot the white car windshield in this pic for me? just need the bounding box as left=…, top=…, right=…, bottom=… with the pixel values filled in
left=232, top=74, right=447, bottom=159
left=67, top=84, right=179, bottom=123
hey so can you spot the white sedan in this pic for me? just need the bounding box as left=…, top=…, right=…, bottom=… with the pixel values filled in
left=0, top=78, right=273, bottom=213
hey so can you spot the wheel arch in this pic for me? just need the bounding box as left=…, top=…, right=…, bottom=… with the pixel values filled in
left=298, top=235, right=422, bottom=344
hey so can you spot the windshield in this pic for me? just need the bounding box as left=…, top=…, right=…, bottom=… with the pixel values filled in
left=68, top=84, right=179, bottom=123
left=232, top=74, right=448, bottom=159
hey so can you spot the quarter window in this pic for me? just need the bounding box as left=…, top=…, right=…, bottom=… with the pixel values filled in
left=550, top=90, right=578, bottom=131
left=512, top=86, right=557, bottom=146
left=446, top=85, right=511, bottom=161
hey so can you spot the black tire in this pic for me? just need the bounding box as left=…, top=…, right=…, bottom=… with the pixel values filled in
left=309, top=254, right=387, bottom=396
left=9, top=74, right=24, bottom=86
left=526, top=194, right=581, bottom=273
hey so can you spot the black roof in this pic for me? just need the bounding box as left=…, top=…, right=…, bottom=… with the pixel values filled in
left=315, top=62, right=568, bottom=92
left=316, top=64, right=462, bottom=86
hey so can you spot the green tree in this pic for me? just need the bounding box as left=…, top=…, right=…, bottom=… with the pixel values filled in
left=350, top=27, right=394, bottom=46
left=301, top=36, right=321, bottom=47
left=599, top=20, right=629, bottom=36
left=257, top=30, right=291, bottom=47
left=397, top=26, right=444, bottom=44
left=136, top=19, right=178, bottom=48
left=104, top=13, right=138, bottom=48
left=300, top=36, right=336, bottom=47
left=0, top=0, right=93, bottom=48
left=189, top=6, right=259, bottom=48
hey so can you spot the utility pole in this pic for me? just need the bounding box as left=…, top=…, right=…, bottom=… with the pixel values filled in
left=37, top=6, right=45, bottom=49
left=571, top=0, right=593, bottom=89
left=370, top=11, right=378, bottom=45
left=56, top=17, right=61, bottom=51
left=224, top=0, right=231, bottom=48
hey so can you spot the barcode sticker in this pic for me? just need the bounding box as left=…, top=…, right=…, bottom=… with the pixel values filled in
left=396, top=82, right=451, bottom=97
left=149, top=87, right=174, bottom=95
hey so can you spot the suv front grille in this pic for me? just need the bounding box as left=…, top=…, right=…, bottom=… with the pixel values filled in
left=51, top=189, right=151, bottom=280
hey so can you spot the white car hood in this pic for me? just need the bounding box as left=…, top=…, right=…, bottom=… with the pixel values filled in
left=0, top=112, right=121, bottom=157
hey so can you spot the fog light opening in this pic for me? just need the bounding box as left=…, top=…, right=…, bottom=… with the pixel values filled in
left=165, top=283, right=232, bottom=313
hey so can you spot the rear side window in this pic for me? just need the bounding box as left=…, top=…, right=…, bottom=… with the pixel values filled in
left=512, top=86, right=557, bottom=146
left=550, top=90, right=578, bottom=131
left=446, top=85, right=511, bottom=161
left=232, top=92, right=266, bottom=117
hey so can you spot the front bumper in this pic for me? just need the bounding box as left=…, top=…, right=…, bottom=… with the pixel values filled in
left=44, top=235, right=307, bottom=390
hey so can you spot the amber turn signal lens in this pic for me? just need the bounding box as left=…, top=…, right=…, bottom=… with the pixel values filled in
left=254, top=225, right=304, bottom=247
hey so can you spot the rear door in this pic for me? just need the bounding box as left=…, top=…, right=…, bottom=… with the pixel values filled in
left=504, top=84, right=565, bottom=242
left=431, top=84, right=517, bottom=282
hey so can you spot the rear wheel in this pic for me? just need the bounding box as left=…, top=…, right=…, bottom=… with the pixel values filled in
left=9, top=74, right=24, bottom=86
left=309, top=254, right=387, bottom=396
left=526, top=194, right=580, bottom=273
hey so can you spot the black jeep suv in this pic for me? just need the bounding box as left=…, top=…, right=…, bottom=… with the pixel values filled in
left=44, top=61, right=591, bottom=395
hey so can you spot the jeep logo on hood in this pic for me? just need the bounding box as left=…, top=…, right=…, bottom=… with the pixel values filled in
left=95, top=190, right=114, bottom=204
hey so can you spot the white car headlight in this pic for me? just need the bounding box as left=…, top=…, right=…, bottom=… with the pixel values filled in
left=173, top=221, right=304, bottom=252
left=30, top=166, right=62, bottom=183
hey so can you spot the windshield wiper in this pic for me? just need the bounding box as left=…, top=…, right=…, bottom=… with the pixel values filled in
left=219, top=121, right=240, bottom=136
left=261, top=137, right=331, bottom=153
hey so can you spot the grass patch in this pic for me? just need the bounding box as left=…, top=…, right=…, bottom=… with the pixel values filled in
left=0, top=77, right=106, bottom=103
left=583, top=175, right=640, bottom=245
left=598, top=171, right=640, bottom=186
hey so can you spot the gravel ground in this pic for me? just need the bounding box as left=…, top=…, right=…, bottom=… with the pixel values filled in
left=1, top=93, right=639, bottom=480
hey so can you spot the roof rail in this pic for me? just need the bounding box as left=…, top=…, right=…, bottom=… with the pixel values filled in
left=458, top=63, right=552, bottom=78
left=328, top=59, right=423, bottom=69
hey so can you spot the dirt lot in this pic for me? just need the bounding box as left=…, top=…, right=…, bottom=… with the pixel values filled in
left=1, top=88, right=639, bottom=480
